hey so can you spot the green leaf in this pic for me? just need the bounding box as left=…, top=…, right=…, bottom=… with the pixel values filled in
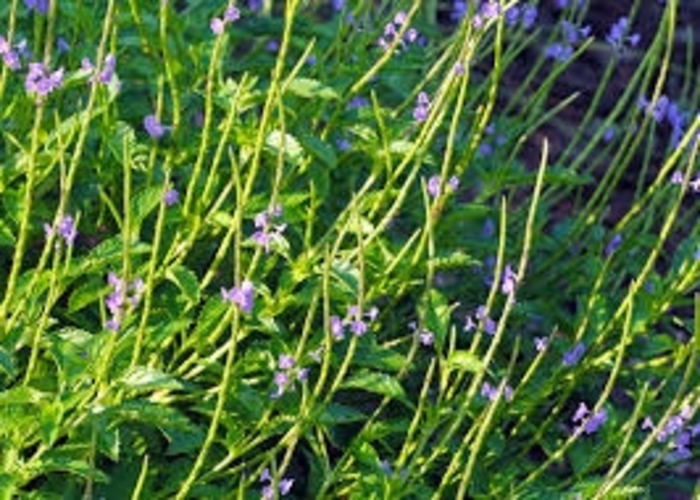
left=286, top=77, right=339, bottom=100
left=319, top=403, right=367, bottom=425
left=446, top=350, right=484, bottom=374
left=130, top=186, right=163, bottom=235
left=165, top=264, right=201, bottom=304
left=341, top=371, right=412, bottom=408
left=299, top=133, right=338, bottom=169
left=0, top=219, right=15, bottom=247
left=118, top=366, right=183, bottom=392
left=265, top=130, right=304, bottom=166
left=68, top=277, right=105, bottom=313
left=418, top=289, right=451, bottom=347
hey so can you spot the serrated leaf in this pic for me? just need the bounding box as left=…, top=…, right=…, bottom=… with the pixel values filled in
left=131, top=186, right=163, bottom=234
left=342, top=371, right=412, bottom=408
left=299, top=134, right=337, bottom=169
left=118, top=366, right=183, bottom=392
left=286, top=77, right=339, bottom=100
left=166, top=264, right=201, bottom=304
left=446, top=350, right=484, bottom=374
left=319, top=403, right=367, bottom=425
left=266, top=130, right=304, bottom=166
left=68, top=277, right=105, bottom=312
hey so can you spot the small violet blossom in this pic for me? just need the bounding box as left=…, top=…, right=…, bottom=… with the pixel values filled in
left=534, top=336, right=548, bottom=352
left=413, top=92, right=431, bottom=123
left=163, top=188, right=179, bottom=206
left=545, top=21, right=590, bottom=62
left=481, top=381, right=514, bottom=402
left=605, top=233, right=623, bottom=257
left=260, top=468, right=294, bottom=498
left=211, top=5, right=240, bottom=35
left=221, top=280, right=255, bottom=314
left=426, top=174, right=459, bottom=198
left=25, top=0, right=49, bottom=14
left=642, top=406, right=699, bottom=463
left=606, top=17, right=641, bottom=51
left=105, top=273, right=145, bottom=331
left=25, top=62, right=64, bottom=99
left=270, top=354, right=307, bottom=399
left=562, top=341, right=585, bottom=367
left=377, top=10, right=422, bottom=53
left=465, top=305, right=496, bottom=336
left=252, top=204, right=286, bottom=253
left=330, top=304, right=379, bottom=340
left=572, top=402, right=607, bottom=435
left=144, top=114, right=172, bottom=139
left=44, top=214, right=78, bottom=247
left=500, top=263, right=518, bottom=297
left=0, top=36, right=21, bottom=70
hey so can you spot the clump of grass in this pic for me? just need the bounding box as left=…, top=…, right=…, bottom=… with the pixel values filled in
left=0, top=0, right=698, bottom=498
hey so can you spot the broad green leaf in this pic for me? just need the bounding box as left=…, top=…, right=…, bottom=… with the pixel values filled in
left=286, top=77, right=339, bottom=100
left=341, top=371, right=412, bottom=408
left=319, top=403, right=367, bottom=425
left=265, top=130, right=304, bottom=166
left=118, top=366, right=183, bottom=392
left=130, top=185, right=163, bottom=234
left=446, top=350, right=484, bottom=374
left=299, top=133, right=338, bottom=169
left=166, top=264, right=201, bottom=304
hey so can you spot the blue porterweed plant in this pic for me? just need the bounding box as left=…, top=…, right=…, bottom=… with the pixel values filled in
left=0, top=0, right=698, bottom=498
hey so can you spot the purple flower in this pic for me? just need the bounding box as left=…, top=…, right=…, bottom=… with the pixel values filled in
left=105, top=272, right=144, bottom=331
left=454, top=62, right=465, bottom=75
left=605, top=233, right=623, bottom=257
left=44, top=214, right=78, bottom=247
left=224, top=6, right=240, bottom=22
left=464, top=315, right=475, bottom=332
left=331, top=0, right=344, bottom=12
left=210, top=17, right=225, bottom=35
left=451, top=1, right=467, bottom=22
left=278, top=354, right=295, bottom=370
left=481, top=381, right=513, bottom=402
left=480, top=1, right=500, bottom=20
left=606, top=17, right=640, bottom=51
left=56, top=37, right=70, bottom=53
left=25, top=62, right=64, bottom=98
left=521, top=5, right=537, bottom=30
left=97, top=53, right=117, bottom=84
left=427, top=175, right=441, bottom=197
left=534, top=337, right=548, bottom=352
left=419, top=330, right=434, bottom=346
left=562, top=341, right=585, bottom=366
left=330, top=315, right=345, bottom=340
left=413, top=92, right=431, bottom=123
left=573, top=402, right=607, bottom=434
left=25, top=0, right=49, bottom=14
left=260, top=468, right=294, bottom=497
left=57, top=215, right=78, bottom=246
left=252, top=205, right=286, bottom=253
left=545, top=43, right=574, bottom=62
left=221, top=280, right=255, bottom=313
left=144, top=114, right=171, bottom=139
left=163, top=188, right=179, bottom=206
left=500, top=264, right=517, bottom=296
left=475, top=305, right=496, bottom=335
